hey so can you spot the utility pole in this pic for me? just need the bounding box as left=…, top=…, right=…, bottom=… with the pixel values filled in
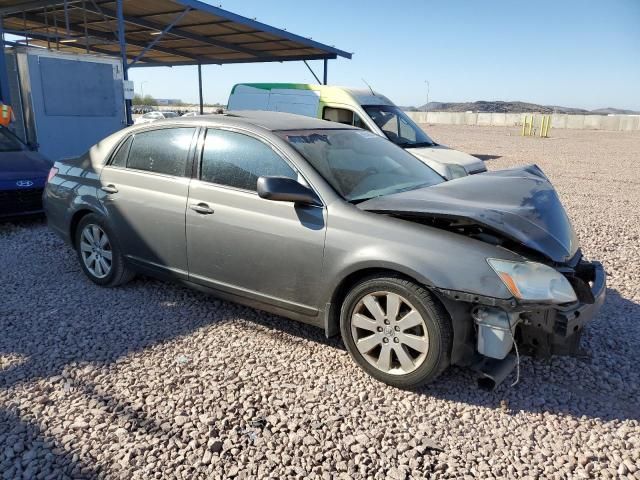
left=116, top=0, right=132, bottom=125
left=424, top=80, right=430, bottom=117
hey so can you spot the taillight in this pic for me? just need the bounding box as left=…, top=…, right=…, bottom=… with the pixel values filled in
left=47, top=166, right=59, bottom=183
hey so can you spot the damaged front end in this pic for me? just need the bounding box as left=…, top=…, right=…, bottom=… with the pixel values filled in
left=357, top=164, right=607, bottom=388
left=437, top=255, right=606, bottom=389
left=515, top=258, right=606, bottom=358
left=437, top=255, right=606, bottom=357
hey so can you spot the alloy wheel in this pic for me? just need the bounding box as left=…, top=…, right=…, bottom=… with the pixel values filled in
left=350, top=291, right=429, bottom=375
left=80, top=224, right=113, bottom=279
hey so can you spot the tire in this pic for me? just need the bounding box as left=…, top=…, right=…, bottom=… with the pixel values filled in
left=340, top=275, right=452, bottom=388
left=75, top=213, right=134, bottom=287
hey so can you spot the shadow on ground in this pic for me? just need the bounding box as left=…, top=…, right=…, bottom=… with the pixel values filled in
left=0, top=408, right=98, bottom=478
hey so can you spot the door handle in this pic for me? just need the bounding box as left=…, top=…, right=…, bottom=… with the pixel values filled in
left=190, top=202, right=214, bottom=214
left=101, top=184, right=118, bottom=194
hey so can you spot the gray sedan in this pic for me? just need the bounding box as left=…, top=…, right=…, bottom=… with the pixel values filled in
left=44, top=111, right=605, bottom=389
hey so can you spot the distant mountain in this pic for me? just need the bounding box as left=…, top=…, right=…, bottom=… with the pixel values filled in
left=590, top=107, right=640, bottom=115
left=407, top=101, right=639, bottom=115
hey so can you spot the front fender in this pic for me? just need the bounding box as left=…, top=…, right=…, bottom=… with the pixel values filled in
left=321, top=206, right=522, bottom=309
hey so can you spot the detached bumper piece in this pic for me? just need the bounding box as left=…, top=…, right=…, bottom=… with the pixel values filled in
left=472, top=353, right=518, bottom=391
left=518, top=261, right=606, bottom=358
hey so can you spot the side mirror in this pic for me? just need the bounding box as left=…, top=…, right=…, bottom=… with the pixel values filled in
left=257, top=176, right=321, bottom=206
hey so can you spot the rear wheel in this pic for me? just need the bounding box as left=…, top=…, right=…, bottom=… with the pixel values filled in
left=75, top=214, right=134, bottom=287
left=340, top=275, right=452, bottom=388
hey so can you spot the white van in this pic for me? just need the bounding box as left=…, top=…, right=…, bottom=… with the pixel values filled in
left=227, top=83, right=486, bottom=179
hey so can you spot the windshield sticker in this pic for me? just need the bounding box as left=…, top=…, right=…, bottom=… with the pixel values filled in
left=356, top=131, right=378, bottom=139
left=287, top=133, right=332, bottom=145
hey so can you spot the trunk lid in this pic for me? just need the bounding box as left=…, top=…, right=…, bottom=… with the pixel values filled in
left=357, top=165, right=578, bottom=263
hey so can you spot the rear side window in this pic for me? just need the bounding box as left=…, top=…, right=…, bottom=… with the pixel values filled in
left=127, top=128, right=196, bottom=176
left=110, top=136, right=132, bottom=167
left=200, top=129, right=296, bottom=191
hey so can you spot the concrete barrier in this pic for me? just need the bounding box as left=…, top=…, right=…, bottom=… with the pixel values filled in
left=405, top=111, right=640, bottom=131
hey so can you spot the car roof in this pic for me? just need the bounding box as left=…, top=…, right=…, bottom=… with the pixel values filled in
left=132, top=110, right=357, bottom=132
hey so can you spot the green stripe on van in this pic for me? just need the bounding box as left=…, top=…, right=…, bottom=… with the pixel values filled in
left=230, top=83, right=313, bottom=94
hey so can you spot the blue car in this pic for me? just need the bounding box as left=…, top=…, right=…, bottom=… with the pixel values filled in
left=0, top=126, right=53, bottom=219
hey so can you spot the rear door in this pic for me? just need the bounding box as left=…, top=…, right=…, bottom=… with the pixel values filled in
left=185, top=127, right=326, bottom=315
left=99, top=126, right=197, bottom=278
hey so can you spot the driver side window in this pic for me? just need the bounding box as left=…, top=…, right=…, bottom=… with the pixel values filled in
left=399, top=117, right=417, bottom=142
left=377, top=112, right=399, bottom=138
left=200, top=129, right=297, bottom=191
left=322, top=107, right=370, bottom=131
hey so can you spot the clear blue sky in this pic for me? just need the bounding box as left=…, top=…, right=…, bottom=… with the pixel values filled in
left=127, top=0, right=640, bottom=110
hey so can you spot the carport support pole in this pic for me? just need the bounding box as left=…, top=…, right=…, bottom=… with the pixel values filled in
left=198, top=62, right=203, bottom=115
left=0, top=15, right=11, bottom=105
left=323, top=58, right=328, bottom=85
left=116, top=0, right=132, bottom=126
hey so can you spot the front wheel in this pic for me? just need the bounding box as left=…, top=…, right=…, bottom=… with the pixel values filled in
left=340, top=275, right=452, bottom=388
left=75, top=213, right=134, bottom=287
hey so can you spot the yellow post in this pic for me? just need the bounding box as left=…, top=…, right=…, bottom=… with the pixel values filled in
left=540, top=115, right=546, bottom=137
left=521, top=115, right=526, bottom=136
left=546, top=115, right=550, bottom=137
left=527, top=115, right=533, bottom=136
left=546, top=115, right=552, bottom=137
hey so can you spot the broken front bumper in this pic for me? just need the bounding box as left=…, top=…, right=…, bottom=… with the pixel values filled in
left=518, top=261, right=606, bottom=357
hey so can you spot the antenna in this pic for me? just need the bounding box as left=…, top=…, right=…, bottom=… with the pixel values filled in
left=362, top=78, right=376, bottom=96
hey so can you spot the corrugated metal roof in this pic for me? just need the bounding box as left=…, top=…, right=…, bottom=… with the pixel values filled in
left=0, top=0, right=352, bottom=66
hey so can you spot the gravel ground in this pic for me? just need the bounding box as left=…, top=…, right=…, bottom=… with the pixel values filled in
left=1, top=125, right=639, bottom=479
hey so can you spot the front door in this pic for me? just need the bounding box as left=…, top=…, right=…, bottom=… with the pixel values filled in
left=99, top=126, right=197, bottom=278
left=186, top=128, right=326, bottom=314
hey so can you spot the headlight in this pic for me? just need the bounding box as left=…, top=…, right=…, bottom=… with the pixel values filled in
left=444, top=163, right=468, bottom=179
left=487, top=259, right=577, bottom=304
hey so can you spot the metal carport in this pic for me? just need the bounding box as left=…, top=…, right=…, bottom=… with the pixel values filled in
left=0, top=0, right=352, bottom=123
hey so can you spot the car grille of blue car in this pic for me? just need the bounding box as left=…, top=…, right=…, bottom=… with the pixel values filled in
left=0, top=188, right=44, bottom=217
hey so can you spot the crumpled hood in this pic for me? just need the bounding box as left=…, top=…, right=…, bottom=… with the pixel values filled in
left=406, top=145, right=487, bottom=174
left=0, top=150, right=52, bottom=190
left=357, top=164, right=579, bottom=263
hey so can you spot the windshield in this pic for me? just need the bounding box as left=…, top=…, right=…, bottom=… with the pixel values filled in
left=0, top=127, right=25, bottom=152
left=363, top=105, right=435, bottom=148
left=163, top=112, right=178, bottom=118
left=277, top=129, right=444, bottom=202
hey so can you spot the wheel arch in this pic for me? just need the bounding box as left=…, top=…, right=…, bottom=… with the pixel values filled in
left=324, top=266, right=434, bottom=338
left=323, top=265, right=475, bottom=366
left=69, top=208, right=101, bottom=248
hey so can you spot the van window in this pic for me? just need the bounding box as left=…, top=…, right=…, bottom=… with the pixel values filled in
left=322, top=107, right=370, bottom=131
left=200, top=129, right=296, bottom=191
left=363, top=105, right=435, bottom=147
left=127, top=128, right=195, bottom=176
